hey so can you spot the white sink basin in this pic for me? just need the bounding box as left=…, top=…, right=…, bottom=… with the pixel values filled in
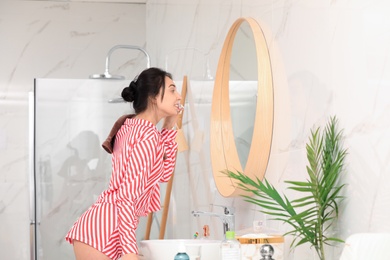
left=139, top=239, right=221, bottom=260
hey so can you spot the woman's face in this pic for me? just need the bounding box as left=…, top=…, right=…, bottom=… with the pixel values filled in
left=156, top=76, right=182, bottom=117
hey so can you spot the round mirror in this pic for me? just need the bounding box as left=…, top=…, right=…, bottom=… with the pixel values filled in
left=210, top=17, right=274, bottom=197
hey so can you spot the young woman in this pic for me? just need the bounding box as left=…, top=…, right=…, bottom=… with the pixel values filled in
left=65, top=67, right=183, bottom=260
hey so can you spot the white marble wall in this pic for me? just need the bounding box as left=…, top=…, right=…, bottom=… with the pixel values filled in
left=0, top=1, right=146, bottom=259
left=1, top=0, right=390, bottom=259
left=146, top=0, right=390, bottom=259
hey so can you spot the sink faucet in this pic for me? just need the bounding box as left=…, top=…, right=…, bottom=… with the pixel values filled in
left=192, top=205, right=235, bottom=235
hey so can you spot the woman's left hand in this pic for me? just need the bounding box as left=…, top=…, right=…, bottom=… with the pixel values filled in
left=163, top=104, right=184, bottom=129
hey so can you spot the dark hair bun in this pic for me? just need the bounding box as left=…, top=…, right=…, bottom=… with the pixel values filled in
left=121, top=81, right=137, bottom=102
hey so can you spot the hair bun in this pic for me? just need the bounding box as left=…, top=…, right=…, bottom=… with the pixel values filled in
left=121, top=81, right=137, bottom=102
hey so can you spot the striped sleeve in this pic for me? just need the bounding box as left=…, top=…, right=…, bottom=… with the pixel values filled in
left=116, top=138, right=157, bottom=255
left=160, top=128, right=178, bottom=182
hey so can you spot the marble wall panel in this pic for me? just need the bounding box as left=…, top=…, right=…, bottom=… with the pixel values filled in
left=0, top=1, right=146, bottom=259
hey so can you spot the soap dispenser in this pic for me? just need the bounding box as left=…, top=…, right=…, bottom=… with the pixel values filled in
left=174, top=242, right=190, bottom=260
left=220, top=230, right=241, bottom=260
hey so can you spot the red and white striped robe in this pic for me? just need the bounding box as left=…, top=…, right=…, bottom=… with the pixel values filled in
left=65, top=118, right=178, bottom=259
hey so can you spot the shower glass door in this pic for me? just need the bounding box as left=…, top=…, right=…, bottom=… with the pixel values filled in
left=32, top=79, right=130, bottom=259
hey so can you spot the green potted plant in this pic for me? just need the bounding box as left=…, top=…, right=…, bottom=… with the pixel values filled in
left=225, top=116, right=347, bottom=260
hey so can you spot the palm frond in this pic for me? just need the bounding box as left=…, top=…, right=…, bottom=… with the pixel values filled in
left=224, top=116, right=347, bottom=260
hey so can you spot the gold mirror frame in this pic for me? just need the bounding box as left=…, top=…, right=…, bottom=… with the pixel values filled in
left=210, top=17, right=274, bottom=197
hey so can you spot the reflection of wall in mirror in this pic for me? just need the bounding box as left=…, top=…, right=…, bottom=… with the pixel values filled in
left=230, top=21, right=257, bottom=81
left=229, top=21, right=262, bottom=170
left=230, top=81, right=257, bottom=169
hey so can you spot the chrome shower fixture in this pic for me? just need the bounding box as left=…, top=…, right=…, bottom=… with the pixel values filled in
left=89, top=44, right=151, bottom=80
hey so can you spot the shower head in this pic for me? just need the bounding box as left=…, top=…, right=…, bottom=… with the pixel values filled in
left=89, top=44, right=151, bottom=80
left=108, top=97, right=125, bottom=103
left=89, top=72, right=125, bottom=80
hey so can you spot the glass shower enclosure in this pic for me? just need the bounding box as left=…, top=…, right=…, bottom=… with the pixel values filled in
left=29, top=78, right=258, bottom=259
left=30, top=78, right=132, bottom=259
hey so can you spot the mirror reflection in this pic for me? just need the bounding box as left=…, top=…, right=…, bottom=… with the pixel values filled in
left=229, top=21, right=258, bottom=169
left=230, top=21, right=258, bottom=81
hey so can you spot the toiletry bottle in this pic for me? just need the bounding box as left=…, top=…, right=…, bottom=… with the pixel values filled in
left=201, top=225, right=210, bottom=239
left=174, top=243, right=190, bottom=260
left=220, top=230, right=241, bottom=260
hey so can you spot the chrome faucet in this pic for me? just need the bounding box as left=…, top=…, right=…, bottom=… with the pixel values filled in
left=192, top=205, right=235, bottom=235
